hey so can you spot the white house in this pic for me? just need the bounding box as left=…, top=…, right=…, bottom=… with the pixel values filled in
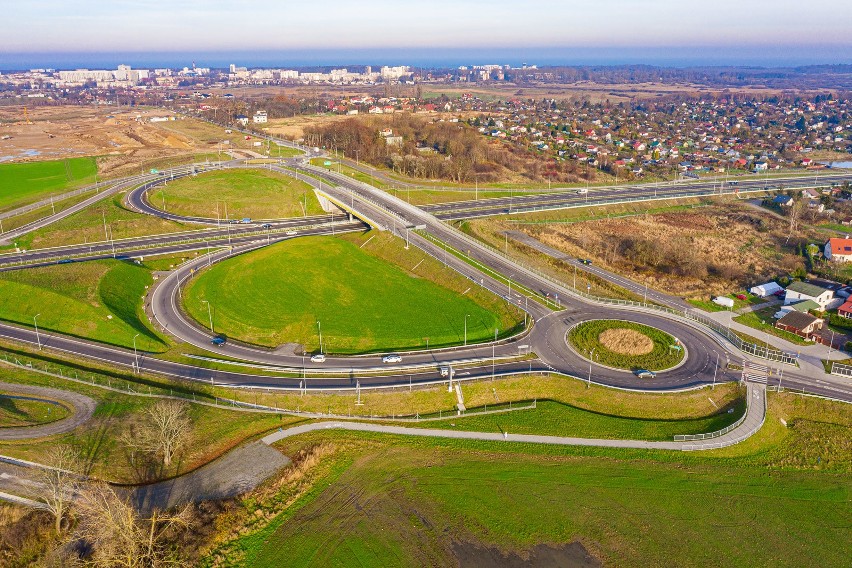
left=234, top=114, right=249, bottom=126
left=252, top=111, right=268, bottom=124
left=784, top=281, right=837, bottom=310
left=824, top=238, right=852, bottom=262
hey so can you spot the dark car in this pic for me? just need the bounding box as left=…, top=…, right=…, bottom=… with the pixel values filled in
left=580, top=258, right=593, bottom=265
left=210, top=336, right=226, bottom=346
left=57, top=259, right=73, bottom=264
left=261, top=223, right=272, bottom=229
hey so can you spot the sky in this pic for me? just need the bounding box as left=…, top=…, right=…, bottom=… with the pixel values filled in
left=2, top=0, right=852, bottom=68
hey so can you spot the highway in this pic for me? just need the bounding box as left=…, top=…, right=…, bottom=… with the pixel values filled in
left=1, top=151, right=851, bottom=401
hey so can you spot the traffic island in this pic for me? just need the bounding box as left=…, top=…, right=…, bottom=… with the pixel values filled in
left=566, top=319, right=685, bottom=372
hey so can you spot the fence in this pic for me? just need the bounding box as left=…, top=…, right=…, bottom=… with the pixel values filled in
left=830, top=361, right=852, bottom=377
left=681, top=392, right=766, bottom=451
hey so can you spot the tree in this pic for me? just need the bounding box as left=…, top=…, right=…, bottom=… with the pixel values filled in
left=74, top=482, right=191, bottom=567
left=122, top=400, right=192, bottom=468
left=35, top=445, right=83, bottom=534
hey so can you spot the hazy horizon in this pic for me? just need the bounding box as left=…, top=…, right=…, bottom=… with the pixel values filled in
left=2, top=0, right=851, bottom=71
left=3, top=45, right=852, bottom=73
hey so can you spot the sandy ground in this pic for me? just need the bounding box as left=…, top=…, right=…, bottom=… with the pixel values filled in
left=0, top=105, right=204, bottom=176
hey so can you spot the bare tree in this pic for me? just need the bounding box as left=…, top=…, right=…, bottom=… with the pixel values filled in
left=122, top=400, right=192, bottom=468
left=34, top=444, right=83, bottom=534
left=74, top=482, right=191, bottom=568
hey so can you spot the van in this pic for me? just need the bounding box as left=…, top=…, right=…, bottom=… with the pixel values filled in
left=439, top=366, right=451, bottom=377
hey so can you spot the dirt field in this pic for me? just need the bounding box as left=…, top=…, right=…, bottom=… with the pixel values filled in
left=469, top=201, right=819, bottom=298
left=599, top=328, right=653, bottom=355
left=0, top=105, right=215, bottom=177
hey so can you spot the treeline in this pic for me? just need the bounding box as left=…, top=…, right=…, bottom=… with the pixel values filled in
left=303, top=116, right=594, bottom=183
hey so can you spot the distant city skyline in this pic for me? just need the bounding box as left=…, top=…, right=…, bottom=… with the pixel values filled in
left=2, top=0, right=852, bottom=68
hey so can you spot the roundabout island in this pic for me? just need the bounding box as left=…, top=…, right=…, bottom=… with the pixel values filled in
left=567, top=320, right=685, bottom=372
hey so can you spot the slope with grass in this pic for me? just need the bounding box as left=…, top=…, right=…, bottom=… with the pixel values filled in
left=0, top=157, right=98, bottom=213
left=0, top=259, right=167, bottom=352
left=184, top=233, right=525, bottom=353
left=12, top=193, right=185, bottom=250
left=157, top=169, right=324, bottom=220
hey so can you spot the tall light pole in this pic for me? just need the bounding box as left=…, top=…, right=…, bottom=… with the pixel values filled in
left=712, top=352, right=719, bottom=389
left=492, top=328, right=498, bottom=381
left=201, top=300, right=214, bottom=333
left=133, top=333, right=140, bottom=373
left=317, top=320, right=323, bottom=354
left=587, top=347, right=596, bottom=387
left=464, top=314, right=470, bottom=346
left=33, top=313, right=42, bottom=350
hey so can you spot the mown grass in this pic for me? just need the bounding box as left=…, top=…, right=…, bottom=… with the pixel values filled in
left=733, top=307, right=811, bottom=346
left=0, top=157, right=98, bottom=212
left=0, top=393, right=70, bottom=427
left=0, top=258, right=168, bottom=352
left=240, top=390, right=850, bottom=568
left=184, top=232, right=525, bottom=353
left=11, top=192, right=186, bottom=250
left=157, top=169, right=323, bottom=220
left=428, top=397, right=745, bottom=441
left=568, top=319, right=684, bottom=371
left=688, top=292, right=765, bottom=312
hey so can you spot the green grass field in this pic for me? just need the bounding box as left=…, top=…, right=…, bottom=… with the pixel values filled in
left=567, top=320, right=684, bottom=371
left=184, top=233, right=524, bottom=353
left=225, top=390, right=851, bottom=568
left=0, top=259, right=167, bottom=352
left=428, top=398, right=745, bottom=441
left=0, top=157, right=98, bottom=212
left=157, top=169, right=323, bottom=220
left=0, top=393, right=70, bottom=427
left=8, top=193, right=186, bottom=250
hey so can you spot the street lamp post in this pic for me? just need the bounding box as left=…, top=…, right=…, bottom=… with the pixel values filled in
left=712, top=352, right=719, bottom=389
left=492, top=328, right=498, bottom=381
left=201, top=300, right=214, bottom=333
left=33, top=313, right=42, bottom=350
left=587, top=347, right=596, bottom=387
left=464, top=314, right=470, bottom=346
left=133, top=333, right=140, bottom=373
left=317, top=321, right=323, bottom=354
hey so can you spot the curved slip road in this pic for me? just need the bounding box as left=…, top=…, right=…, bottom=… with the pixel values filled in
left=0, top=381, right=96, bottom=440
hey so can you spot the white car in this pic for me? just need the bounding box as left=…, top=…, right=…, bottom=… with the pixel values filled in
left=382, top=354, right=402, bottom=364
left=310, top=354, right=326, bottom=363
left=577, top=188, right=588, bottom=194
left=286, top=230, right=298, bottom=236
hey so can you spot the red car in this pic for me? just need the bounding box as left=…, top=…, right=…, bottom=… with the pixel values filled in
left=735, top=294, right=747, bottom=301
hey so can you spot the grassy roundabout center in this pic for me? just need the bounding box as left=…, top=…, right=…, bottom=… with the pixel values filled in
left=183, top=233, right=525, bottom=354
left=567, top=319, right=684, bottom=372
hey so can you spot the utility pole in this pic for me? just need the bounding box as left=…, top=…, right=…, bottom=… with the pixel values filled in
left=317, top=320, right=323, bottom=354
left=133, top=333, right=140, bottom=373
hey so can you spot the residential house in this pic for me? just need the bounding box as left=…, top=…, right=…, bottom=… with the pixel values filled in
left=252, top=111, right=267, bottom=124
left=775, top=311, right=824, bottom=339
left=837, top=299, right=852, bottom=319
left=784, top=281, right=836, bottom=310
left=234, top=114, right=248, bottom=126
left=824, top=237, right=852, bottom=262
left=773, top=195, right=794, bottom=207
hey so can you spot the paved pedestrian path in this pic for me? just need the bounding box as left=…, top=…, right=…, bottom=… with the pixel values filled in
left=263, top=382, right=766, bottom=452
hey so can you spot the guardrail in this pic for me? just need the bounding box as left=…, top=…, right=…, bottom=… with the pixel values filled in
left=830, top=361, right=852, bottom=377
left=674, top=406, right=748, bottom=441
left=681, top=390, right=766, bottom=451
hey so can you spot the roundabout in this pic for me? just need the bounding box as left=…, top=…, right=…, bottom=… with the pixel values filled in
left=566, top=319, right=686, bottom=372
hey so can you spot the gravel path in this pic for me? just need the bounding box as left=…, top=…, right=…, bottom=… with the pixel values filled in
left=0, top=381, right=96, bottom=440
left=127, top=441, right=290, bottom=515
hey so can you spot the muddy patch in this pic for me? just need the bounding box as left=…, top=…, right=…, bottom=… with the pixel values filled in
left=452, top=540, right=601, bottom=568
